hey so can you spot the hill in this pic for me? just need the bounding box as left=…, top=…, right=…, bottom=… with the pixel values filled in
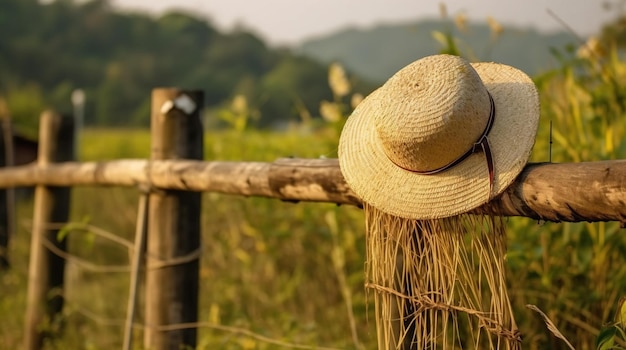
left=0, top=0, right=376, bottom=129
left=297, top=19, right=579, bottom=83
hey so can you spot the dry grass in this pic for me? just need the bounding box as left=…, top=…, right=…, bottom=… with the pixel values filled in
left=365, top=205, right=520, bottom=349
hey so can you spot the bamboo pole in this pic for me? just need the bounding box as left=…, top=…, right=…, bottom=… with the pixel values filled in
left=24, top=111, right=74, bottom=350
left=143, top=88, right=203, bottom=350
left=122, top=191, right=149, bottom=350
left=0, top=159, right=623, bottom=223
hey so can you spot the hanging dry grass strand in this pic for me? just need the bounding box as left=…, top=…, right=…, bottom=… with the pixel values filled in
left=364, top=203, right=521, bottom=349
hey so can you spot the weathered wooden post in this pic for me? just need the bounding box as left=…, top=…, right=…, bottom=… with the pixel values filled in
left=0, top=116, right=10, bottom=269
left=144, top=88, right=203, bottom=350
left=24, top=111, right=74, bottom=350
left=0, top=101, right=14, bottom=269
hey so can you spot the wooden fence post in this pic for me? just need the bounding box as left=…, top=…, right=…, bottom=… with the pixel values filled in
left=24, top=111, right=74, bottom=350
left=0, top=102, right=14, bottom=269
left=0, top=117, right=10, bottom=269
left=144, top=88, right=204, bottom=350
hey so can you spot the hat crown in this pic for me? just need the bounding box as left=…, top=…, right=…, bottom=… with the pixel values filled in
left=374, top=55, right=491, bottom=172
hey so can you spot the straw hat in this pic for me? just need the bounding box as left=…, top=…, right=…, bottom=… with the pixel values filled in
left=338, top=54, right=539, bottom=219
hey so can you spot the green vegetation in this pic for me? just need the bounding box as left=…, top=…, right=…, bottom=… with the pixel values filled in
left=2, top=126, right=372, bottom=350
left=3, top=2, right=626, bottom=349
left=0, top=0, right=374, bottom=131
left=4, top=46, right=626, bottom=348
left=506, top=41, right=626, bottom=349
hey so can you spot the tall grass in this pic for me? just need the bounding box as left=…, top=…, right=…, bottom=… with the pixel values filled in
left=1, top=126, right=373, bottom=350
left=506, top=43, right=626, bottom=349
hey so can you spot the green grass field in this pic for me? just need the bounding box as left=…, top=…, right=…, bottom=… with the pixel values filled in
left=3, top=49, right=626, bottom=349
left=2, top=127, right=375, bottom=350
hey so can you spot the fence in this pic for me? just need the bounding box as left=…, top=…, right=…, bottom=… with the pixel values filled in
left=1, top=87, right=626, bottom=350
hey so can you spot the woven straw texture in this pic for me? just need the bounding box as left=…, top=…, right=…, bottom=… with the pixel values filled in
left=339, top=54, right=540, bottom=219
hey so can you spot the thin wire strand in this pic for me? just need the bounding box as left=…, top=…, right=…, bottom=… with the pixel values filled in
left=40, top=234, right=131, bottom=273
left=38, top=221, right=203, bottom=272
left=44, top=222, right=134, bottom=250
left=63, top=299, right=342, bottom=350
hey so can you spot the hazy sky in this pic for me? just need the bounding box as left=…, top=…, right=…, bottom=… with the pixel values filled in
left=111, top=0, right=618, bottom=45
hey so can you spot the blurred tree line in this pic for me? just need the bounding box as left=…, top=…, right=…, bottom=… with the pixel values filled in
left=0, top=0, right=373, bottom=131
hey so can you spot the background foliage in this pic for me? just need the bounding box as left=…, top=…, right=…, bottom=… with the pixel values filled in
left=3, top=1, right=626, bottom=349
left=0, top=0, right=374, bottom=130
left=0, top=0, right=595, bottom=133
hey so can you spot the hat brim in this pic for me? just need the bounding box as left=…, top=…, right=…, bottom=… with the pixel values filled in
left=338, top=62, right=540, bottom=219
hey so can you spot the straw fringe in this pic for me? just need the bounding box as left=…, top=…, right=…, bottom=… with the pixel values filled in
left=364, top=204, right=520, bottom=349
